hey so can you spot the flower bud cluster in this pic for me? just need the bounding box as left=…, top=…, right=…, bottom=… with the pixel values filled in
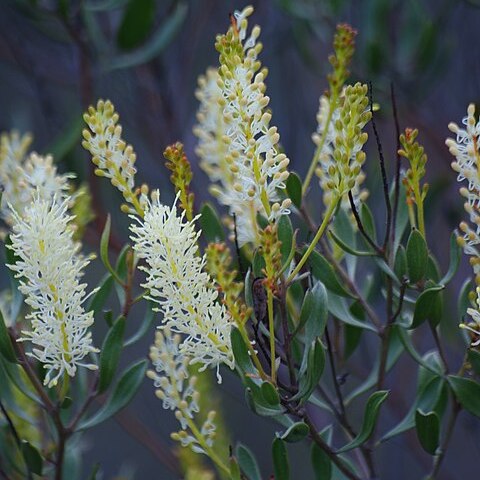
left=315, top=83, right=370, bottom=206
left=8, top=196, right=98, bottom=387
left=82, top=100, right=146, bottom=216
left=447, top=104, right=480, bottom=282
left=460, top=287, right=480, bottom=348
left=0, top=132, right=72, bottom=225
left=195, top=6, right=291, bottom=245
left=147, top=328, right=217, bottom=455
left=130, top=193, right=234, bottom=379
left=164, top=142, right=194, bottom=221
left=205, top=242, right=250, bottom=326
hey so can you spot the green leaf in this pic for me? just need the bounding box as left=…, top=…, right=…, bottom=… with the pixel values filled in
left=328, top=229, right=374, bottom=257
left=440, top=232, right=461, bottom=284
left=78, top=360, right=147, bottom=430
left=0, top=310, right=16, bottom=363
left=360, top=204, right=377, bottom=243
left=260, top=381, right=280, bottom=406
left=117, top=0, right=155, bottom=50
left=415, top=409, right=439, bottom=455
left=406, top=228, right=428, bottom=283
left=21, top=441, right=43, bottom=475
left=448, top=375, right=480, bottom=418
left=199, top=203, right=225, bottom=243
left=295, top=281, right=328, bottom=343
left=272, top=437, right=289, bottom=480
left=278, top=215, right=294, bottom=267
left=458, top=278, right=473, bottom=319
left=410, top=285, right=444, bottom=329
left=280, top=422, right=309, bottom=443
left=311, top=442, right=331, bottom=480
left=393, top=245, right=407, bottom=280
left=124, top=301, right=155, bottom=347
left=292, top=339, right=325, bottom=403
left=98, top=316, right=126, bottom=393
left=252, top=249, right=266, bottom=278
left=108, top=2, right=187, bottom=70
left=231, top=328, right=255, bottom=375
left=88, top=274, right=114, bottom=317
left=337, top=390, right=389, bottom=452
left=308, top=251, right=353, bottom=298
left=426, top=256, right=441, bottom=283
left=467, top=349, right=480, bottom=376
left=229, top=455, right=242, bottom=480
left=328, top=294, right=377, bottom=332
left=286, top=172, right=302, bottom=208
left=236, top=444, right=261, bottom=480
left=381, top=375, right=445, bottom=443
left=100, top=215, right=118, bottom=279
left=244, top=378, right=285, bottom=417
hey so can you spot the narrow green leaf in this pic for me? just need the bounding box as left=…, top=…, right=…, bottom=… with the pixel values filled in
left=229, top=455, right=242, bottom=480
left=360, top=204, right=377, bottom=243
left=426, top=256, right=441, bottom=283
left=328, top=294, right=377, bottom=332
left=410, top=285, right=444, bottom=329
left=393, top=245, right=407, bottom=280
left=415, top=409, right=439, bottom=455
left=292, top=339, right=325, bottom=403
left=107, top=2, right=187, bottom=70
left=308, top=251, right=353, bottom=298
left=100, top=215, right=117, bottom=278
left=337, top=390, right=389, bottom=452
left=328, top=229, right=374, bottom=257
left=260, top=381, right=280, bottom=406
left=286, top=172, right=302, bottom=208
left=98, top=317, right=126, bottom=393
left=21, top=441, right=43, bottom=475
left=0, top=310, right=17, bottom=363
left=236, top=444, right=261, bottom=480
left=278, top=215, right=293, bottom=266
left=280, top=422, right=309, bottom=443
left=117, top=0, right=156, bottom=50
left=88, top=274, right=114, bottom=317
left=252, top=249, right=266, bottom=279
left=124, top=301, right=155, bottom=347
left=440, top=232, right=461, bottom=284
left=78, top=360, right=147, bottom=430
left=458, top=278, right=473, bottom=319
left=199, top=203, right=225, bottom=243
left=295, top=281, right=328, bottom=343
left=448, top=375, right=480, bottom=418
left=272, top=437, right=290, bottom=480
left=406, top=228, right=428, bottom=283
left=231, top=328, right=255, bottom=375
left=311, top=442, right=331, bottom=480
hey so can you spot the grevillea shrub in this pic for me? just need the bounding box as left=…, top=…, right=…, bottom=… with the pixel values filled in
left=1, top=5, right=479, bottom=480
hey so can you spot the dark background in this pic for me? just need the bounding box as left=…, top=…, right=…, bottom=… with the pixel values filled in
left=1, top=0, right=480, bottom=478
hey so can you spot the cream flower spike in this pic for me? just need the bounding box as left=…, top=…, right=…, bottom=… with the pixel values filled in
left=447, top=104, right=480, bottom=282
left=313, top=91, right=369, bottom=213
left=7, top=195, right=98, bottom=387
left=147, top=328, right=218, bottom=455
left=195, top=5, right=291, bottom=245
left=0, top=132, right=72, bottom=225
left=129, top=192, right=234, bottom=380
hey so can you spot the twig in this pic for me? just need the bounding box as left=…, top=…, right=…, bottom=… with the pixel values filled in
left=368, top=82, right=392, bottom=253
left=390, top=83, right=402, bottom=247
left=348, top=191, right=384, bottom=257
left=279, top=283, right=296, bottom=387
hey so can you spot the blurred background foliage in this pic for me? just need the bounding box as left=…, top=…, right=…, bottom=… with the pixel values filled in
left=1, top=0, right=480, bottom=478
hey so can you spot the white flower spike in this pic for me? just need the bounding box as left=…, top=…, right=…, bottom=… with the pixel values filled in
left=8, top=196, right=98, bottom=387
left=130, top=192, right=234, bottom=380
